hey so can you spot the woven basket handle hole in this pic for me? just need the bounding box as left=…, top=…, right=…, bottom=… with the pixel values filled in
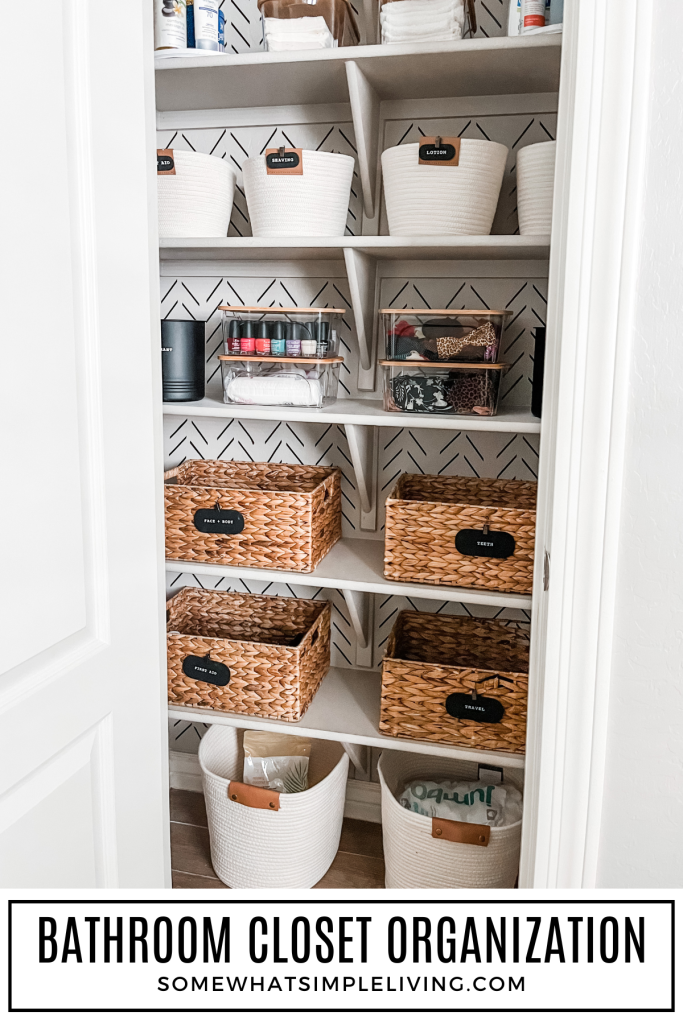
left=310, top=629, right=319, bottom=646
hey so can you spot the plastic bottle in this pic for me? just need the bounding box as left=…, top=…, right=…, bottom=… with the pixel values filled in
left=154, top=0, right=187, bottom=51
left=521, top=0, right=548, bottom=32
left=193, top=0, right=220, bottom=50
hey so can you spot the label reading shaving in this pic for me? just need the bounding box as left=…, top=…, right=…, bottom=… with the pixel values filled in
left=265, top=148, right=303, bottom=175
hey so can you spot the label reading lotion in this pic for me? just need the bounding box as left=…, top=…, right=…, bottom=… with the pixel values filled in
left=418, top=136, right=461, bottom=166
left=265, top=148, right=304, bottom=175
left=157, top=149, right=175, bottom=175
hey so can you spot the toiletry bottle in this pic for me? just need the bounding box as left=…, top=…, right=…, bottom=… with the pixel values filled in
left=227, top=318, right=241, bottom=354
left=240, top=321, right=256, bottom=355
left=301, top=322, right=317, bottom=357
left=154, top=0, right=187, bottom=50
left=316, top=322, right=330, bottom=357
left=285, top=322, right=302, bottom=357
left=218, top=7, right=225, bottom=50
left=186, top=0, right=195, bottom=46
left=193, top=0, right=220, bottom=50
left=522, top=0, right=547, bottom=31
left=270, top=321, right=286, bottom=356
left=255, top=321, right=271, bottom=356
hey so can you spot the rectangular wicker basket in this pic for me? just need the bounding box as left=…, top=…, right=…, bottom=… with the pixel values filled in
left=167, top=588, right=331, bottom=720
left=165, top=460, right=341, bottom=572
left=380, top=611, right=529, bottom=753
left=384, top=474, right=537, bottom=594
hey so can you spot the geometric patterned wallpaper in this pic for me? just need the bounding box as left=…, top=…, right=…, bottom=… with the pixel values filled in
left=165, top=0, right=547, bottom=753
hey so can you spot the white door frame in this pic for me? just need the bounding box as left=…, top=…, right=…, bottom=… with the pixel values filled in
left=520, top=0, right=654, bottom=888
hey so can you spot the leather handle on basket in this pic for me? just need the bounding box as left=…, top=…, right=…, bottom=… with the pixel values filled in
left=432, top=818, right=490, bottom=847
left=228, top=781, right=280, bottom=811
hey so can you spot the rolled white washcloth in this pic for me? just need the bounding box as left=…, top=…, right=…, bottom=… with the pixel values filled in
left=381, top=0, right=464, bottom=42
left=225, top=373, right=323, bottom=407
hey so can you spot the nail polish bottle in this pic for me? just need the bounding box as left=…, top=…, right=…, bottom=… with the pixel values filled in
left=270, top=321, right=286, bottom=356
left=285, top=322, right=302, bottom=357
left=240, top=321, right=256, bottom=355
left=227, top=318, right=241, bottom=354
left=301, top=322, right=317, bottom=357
left=255, top=320, right=271, bottom=356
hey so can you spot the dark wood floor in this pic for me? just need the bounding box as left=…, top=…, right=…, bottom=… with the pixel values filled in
left=170, top=788, right=385, bottom=889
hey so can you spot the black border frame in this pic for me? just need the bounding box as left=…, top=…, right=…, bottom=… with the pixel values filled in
left=7, top=899, right=675, bottom=1013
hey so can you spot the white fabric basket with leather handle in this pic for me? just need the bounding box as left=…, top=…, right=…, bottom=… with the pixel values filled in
left=199, top=724, right=349, bottom=888
left=378, top=749, right=523, bottom=888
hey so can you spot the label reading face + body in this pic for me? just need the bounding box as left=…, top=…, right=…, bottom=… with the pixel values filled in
left=193, top=508, right=245, bottom=534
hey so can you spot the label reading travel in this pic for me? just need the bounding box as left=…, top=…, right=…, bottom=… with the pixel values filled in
left=446, top=692, right=505, bottom=724
left=182, top=654, right=230, bottom=687
left=265, top=148, right=303, bottom=175
left=418, top=136, right=461, bottom=166
left=455, top=528, right=515, bottom=559
left=157, top=149, right=175, bottom=175
left=193, top=507, right=245, bottom=534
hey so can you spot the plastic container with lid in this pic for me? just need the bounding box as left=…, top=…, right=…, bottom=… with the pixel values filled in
left=220, top=306, right=344, bottom=359
left=382, top=308, right=512, bottom=363
left=219, top=355, right=343, bottom=409
left=380, top=360, right=508, bottom=416
left=257, top=0, right=360, bottom=50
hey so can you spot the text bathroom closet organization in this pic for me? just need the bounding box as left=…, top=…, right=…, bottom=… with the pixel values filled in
left=154, top=0, right=563, bottom=889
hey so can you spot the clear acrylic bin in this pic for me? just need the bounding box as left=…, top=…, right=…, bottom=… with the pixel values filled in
left=381, top=309, right=512, bottom=364
left=257, top=0, right=360, bottom=50
left=220, top=306, right=344, bottom=360
left=219, top=355, right=343, bottom=409
left=380, top=360, right=508, bottom=417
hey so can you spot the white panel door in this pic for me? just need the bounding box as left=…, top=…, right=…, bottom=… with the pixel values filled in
left=0, top=1, right=168, bottom=886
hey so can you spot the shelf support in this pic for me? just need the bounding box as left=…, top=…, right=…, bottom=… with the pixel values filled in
left=345, top=422, right=377, bottom=530
left=345, top=61, right=380, bottom=220
left=342, top=588, right=374, bottom=668
left=341, top=742, right=367, bottom=775
left=343, top=246, right=377, bottom=391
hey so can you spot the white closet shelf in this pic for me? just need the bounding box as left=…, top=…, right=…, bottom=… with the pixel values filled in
left=163, top=396, right=541, bottom=433
left=167, top=537, right=533, bottom=610
left=159, top=235, right=551, bottom=262
left=154, top=35, right=561, bottom=112
left=168, top=666, right=526, bottom=768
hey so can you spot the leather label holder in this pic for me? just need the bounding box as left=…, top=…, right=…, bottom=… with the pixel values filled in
left=266, top=147, right=303, bottom=175
left=228, top=782, right=280, bottom=811
left=432, top=818, right=491, bottom=847
left=418, top=136, right=461, bottom=166
left=157, top=149, right=175, bottom=175
left=445, top=691, right=506, bottom=724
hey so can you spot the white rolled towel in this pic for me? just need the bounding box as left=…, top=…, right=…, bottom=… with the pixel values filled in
left=225, top=372, right=323, bottom=407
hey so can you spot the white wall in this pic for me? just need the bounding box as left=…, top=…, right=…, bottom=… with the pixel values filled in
left=596, top=1, right=683, bottom=887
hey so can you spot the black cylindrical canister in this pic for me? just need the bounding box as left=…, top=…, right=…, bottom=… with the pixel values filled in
left=161, top=319, right=205, bottom=402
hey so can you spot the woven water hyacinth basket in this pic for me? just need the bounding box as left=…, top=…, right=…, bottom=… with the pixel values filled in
left=165, top=460, right=341, bottom=572
left=380, top=611, right=529, bottom=752
left=384, top=474, right=537, bottom=593
left=167, top=588, right=331, bottom=719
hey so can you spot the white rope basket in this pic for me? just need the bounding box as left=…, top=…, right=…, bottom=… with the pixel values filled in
left=199, top=725, right=349, bottom=888
left=158, top=150, right=236, bottom=238
left=378, top=749, right=523, bottom=889
left=243, top=150, right=355, bottom=237
left=516, top=141, right=556, bottom=235
left=381, top=139, right=508, bottom=236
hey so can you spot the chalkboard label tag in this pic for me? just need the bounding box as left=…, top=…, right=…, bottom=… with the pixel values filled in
left=157, top=149, right=176, bottom=175
left=455, top=528, right=515, bottom=559
left=418, top=136, right=461, bottom=166
left=266, top=147, right=303, bottom=175
left=182, top=654, right=230, bottom=687
left=193, top=507, right=245, bottom=535
left=446, top=692, right=505, bottom=724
